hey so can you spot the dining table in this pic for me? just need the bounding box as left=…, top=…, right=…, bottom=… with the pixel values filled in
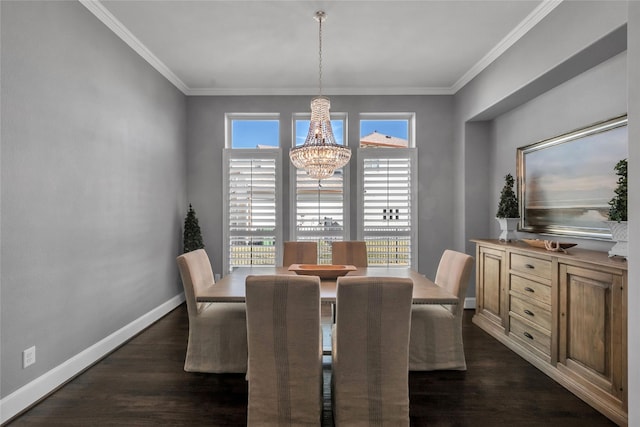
left=196, top=266, right=459, bottom=305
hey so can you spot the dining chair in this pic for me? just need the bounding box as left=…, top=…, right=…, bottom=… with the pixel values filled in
left=282, top=241, right=318, bottom=266
left=176, top=249, right=247, bottom=373
left=331, top=241, right=368, bottom=267
left=245, top=275, right=323, bottom=426
left=409, top=249, right=474, bottom=371
left=332, top=276, right=413, bottom=426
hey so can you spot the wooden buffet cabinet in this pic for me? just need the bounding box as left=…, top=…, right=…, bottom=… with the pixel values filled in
left=472, top=239, right=628, bottom=426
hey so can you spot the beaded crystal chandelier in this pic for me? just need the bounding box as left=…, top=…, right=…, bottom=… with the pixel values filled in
left=290, top=11, right=351, bottom=180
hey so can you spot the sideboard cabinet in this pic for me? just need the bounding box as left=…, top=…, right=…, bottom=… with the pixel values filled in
left=471, top=239, right=628, bottom=426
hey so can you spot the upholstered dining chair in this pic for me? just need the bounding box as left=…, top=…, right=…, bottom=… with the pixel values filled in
left=409, top=249, right=474, bottom=371
left=282, top=241, right=318, bottom=266
left=332, top=276, right=413, bottom=426
left=331, top=241, right=368, bottom=267
left=245, top=275, right=323, bottom=426
left=176, top=249, right=247, bottom=373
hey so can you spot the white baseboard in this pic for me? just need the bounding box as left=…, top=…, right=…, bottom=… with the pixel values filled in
left=0, top=293, right=185, bottom=424
left=464, top=297, right=476, bottom=309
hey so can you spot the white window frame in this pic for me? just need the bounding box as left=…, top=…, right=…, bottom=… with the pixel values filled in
left=223, top=113, right=282, bottom=273
left=289, top=112, right=350, bottom=263
left=357, top=113, right=417, bottom=267
left=225, top=112, right=281, bottom=149
left=359, top=112, right=416, bottom=148
left=357, top=148, right=418, bottom=267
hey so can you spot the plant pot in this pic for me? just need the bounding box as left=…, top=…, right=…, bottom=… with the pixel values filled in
left=604, top=220, right=628, bottom=259
left=496, top=217, right=519, bottom=242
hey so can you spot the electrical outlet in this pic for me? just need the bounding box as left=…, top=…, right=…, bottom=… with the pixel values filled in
left=23, top=346, right=36, bottom=368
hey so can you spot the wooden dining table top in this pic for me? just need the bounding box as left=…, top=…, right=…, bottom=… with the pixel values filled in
left=196, top=266, right=459, bottom=305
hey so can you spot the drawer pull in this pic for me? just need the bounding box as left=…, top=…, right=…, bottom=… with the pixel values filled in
left=523, top=331, right=534, bottom=340
left=524, top=309, right=534, bottom=316
left=525, top=264, right=535, bottom=269
left=524, top=287, right=535, bottom=293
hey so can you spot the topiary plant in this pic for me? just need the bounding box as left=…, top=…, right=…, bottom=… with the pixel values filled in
left=608, top=158, right=627, bottom=222
left=496, top=173, right=520, bottom=218
left=183, top=204, right=205, bottom=253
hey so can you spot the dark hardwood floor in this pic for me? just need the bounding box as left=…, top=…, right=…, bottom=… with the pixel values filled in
left=6, top=305, right=615, bottom=426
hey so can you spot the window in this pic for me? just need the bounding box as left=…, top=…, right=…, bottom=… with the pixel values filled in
left=222, top=112, right=417, bottom=269
left=226, top=114, right=280, bottom=149
left=293, top=117, right=345, bottom=147
left=291, top=114, right=348, bottom=263
left=224, top=114, right=281, bottom=273
left=358, top=113, right=417, bottom=267
left=359, top=113, right=413, bottom=149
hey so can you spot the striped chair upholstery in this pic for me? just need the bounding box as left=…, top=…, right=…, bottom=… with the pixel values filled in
left=282, top=241, right=318, bottom=266
left=245, top=275, right=323, bottom=426
left=331, top=241, right=368, bottom=267
left=176, top=249, right=247, bottom=373
left=409, top=249, right=474, bottom=370
left=332, top=276, right=413, bottom=426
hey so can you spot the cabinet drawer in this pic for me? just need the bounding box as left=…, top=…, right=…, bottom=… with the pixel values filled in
left=510, top=274, right=551, bottom=305
left=510, top=253, right=551, bottom=279
left=509, top=294, right=551, bottom=332
left=509, top=314, right=551, bottom=357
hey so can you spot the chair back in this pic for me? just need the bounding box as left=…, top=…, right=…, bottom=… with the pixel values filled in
left=245, top=275, right=322, bottom=426
left=331, top=241, right=368, bottom=267
left=282, top=241, right=318, bottom=266
left=332, top=276, right=413, bottom=426
left=176, top=249, right=214, bottom=317
left=434, top=250, right=474, bottom=316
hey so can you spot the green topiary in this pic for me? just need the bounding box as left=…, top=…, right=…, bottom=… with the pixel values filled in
left=496, top=173, right=520, bottom=218
left=608, top=159, right=627, bottom=222
left=183, top=204, right=205, bottom=253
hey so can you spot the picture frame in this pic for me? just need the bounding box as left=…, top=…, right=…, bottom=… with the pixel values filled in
left=517, top=115, right=628, bottom=239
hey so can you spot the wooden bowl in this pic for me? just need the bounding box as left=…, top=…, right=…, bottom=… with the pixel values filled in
left=288, top=264, right=357, bottom=279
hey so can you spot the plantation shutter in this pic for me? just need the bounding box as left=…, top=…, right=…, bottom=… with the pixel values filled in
left=224, top=149, right=281, bottom=273
left=359, top=148, right=417, bottom=267
left=293, top=168, right=347, bottom=264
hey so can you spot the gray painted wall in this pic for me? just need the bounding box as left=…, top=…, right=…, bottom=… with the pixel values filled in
left=626, top=2, right=639, bottom=424
left=463, top=121, right=491, bottom=258
left=1, top=1, right=187, bottom=397
left=490, top=52, right=627, bottom=251
left=186, top=95, right=454, bottom=279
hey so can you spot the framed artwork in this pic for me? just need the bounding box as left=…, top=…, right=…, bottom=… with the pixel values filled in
left=517, top=116, right=628, bottom=239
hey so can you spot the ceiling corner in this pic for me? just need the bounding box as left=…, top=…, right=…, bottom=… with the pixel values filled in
left=79, top=0, right=190, bottom=94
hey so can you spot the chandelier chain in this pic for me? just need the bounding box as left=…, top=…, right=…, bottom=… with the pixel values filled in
left=318, top=14, right=323, bottom=96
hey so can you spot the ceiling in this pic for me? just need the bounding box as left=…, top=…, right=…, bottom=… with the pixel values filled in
left=83, top=1, right=561, bottom=96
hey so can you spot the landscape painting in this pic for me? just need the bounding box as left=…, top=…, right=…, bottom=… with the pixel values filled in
left=517, top=116, right=628, bottom=239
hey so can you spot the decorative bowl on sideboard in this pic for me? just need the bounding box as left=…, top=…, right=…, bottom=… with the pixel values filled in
left=521, top=238, right=577, bottom=251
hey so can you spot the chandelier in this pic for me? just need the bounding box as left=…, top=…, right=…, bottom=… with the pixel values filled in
left=290, top=11, right=351, bottom=180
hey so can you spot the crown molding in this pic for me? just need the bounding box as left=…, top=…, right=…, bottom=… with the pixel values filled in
left=81, top=0, right=562, bottom=97
left=450, top=0, right=563, bottom=93
left=186, top=86, right=454, bottom=96
left=79, top=0, right=189, bottom=94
